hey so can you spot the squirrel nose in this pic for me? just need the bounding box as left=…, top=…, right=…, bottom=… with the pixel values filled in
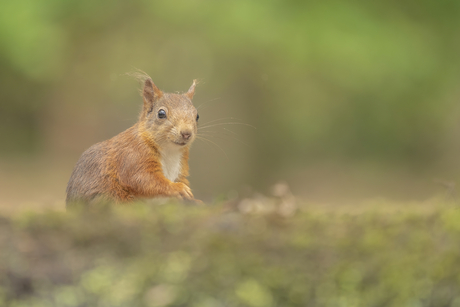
left=181, top=131, right=192, bottom=140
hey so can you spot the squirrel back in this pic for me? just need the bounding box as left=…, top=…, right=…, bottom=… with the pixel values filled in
left=66, top=77, right=200, bottom=206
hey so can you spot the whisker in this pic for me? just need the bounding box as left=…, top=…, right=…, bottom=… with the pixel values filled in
left=221, top=128, right=250, bottom=147
left=198, top=122, right=257, bottom=130
left=195, top=136, right=229, bottom=159
left=197, top=131, right=250, bottom=147
left=196, top=97, right=221, bottom=110
left=197, top=130, right=236, bottom=138
left=197, top=128, right=242, bottom=138
left=222, top=128, right=240, bottom=137
left=199, top=117, right=244, bottom=126
left=196, top=131, right=217, bottom=135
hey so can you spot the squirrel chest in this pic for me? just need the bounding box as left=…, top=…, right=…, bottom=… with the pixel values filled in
left=160, top=146, right=183, bottom=182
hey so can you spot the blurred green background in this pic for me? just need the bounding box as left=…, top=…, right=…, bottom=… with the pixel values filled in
left=1, top=0, right=460, bottom=208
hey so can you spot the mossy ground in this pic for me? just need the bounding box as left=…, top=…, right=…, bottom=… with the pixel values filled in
left=1, top=199, right=460, bottom=307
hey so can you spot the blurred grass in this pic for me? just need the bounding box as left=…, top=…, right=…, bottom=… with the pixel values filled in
left=2, top=199, right=460, bottom=306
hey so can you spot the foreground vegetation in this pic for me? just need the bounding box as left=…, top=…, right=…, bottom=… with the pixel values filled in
left=2, top=199, right=460, bottom=307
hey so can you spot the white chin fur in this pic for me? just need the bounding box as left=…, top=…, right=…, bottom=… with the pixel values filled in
left=160, top=143, right=182, bottom=182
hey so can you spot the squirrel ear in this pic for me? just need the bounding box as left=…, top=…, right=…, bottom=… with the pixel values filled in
left=143, top=78, right=163, bottom=107
left=185, top=79, right=197, bottom=100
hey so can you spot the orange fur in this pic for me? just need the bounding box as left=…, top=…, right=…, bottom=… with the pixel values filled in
left=66, top=77, right=200, bottom=206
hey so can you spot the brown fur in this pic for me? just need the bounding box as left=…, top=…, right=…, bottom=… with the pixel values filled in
left=66, top=77, right=199, bottom=206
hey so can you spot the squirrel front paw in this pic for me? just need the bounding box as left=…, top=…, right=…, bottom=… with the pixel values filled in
left=172, top=182, right=194, bottom=200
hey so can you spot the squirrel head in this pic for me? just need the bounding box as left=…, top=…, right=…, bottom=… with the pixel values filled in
left=140, top=78, right=199, bottom=148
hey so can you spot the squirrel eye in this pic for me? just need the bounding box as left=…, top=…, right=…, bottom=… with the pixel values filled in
left=158, top=109, right=166, bottom=119
left=196, top=114, right=199, bottom=121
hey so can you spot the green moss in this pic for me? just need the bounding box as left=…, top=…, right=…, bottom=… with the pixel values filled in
left=1, top=202, right=460, bottom=306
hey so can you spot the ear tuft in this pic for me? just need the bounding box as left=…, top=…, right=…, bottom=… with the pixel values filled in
left=143, top=78, right=163, bottom=112
left=185, top=79, right=198, bottom=100
left=143, top=79, right=155, bottom=103
left=143, top=78, right=163, bottom=102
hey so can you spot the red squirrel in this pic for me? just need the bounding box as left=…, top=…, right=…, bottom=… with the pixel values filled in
left=66, top=76, right=200, bottom=206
